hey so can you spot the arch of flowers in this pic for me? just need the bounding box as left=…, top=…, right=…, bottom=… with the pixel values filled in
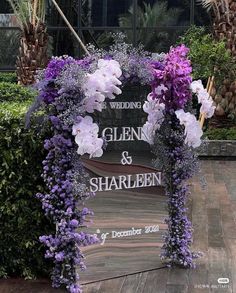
left=31, top=39, right=215, bottom=293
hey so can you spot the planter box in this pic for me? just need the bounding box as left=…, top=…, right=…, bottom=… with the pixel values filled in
left=198, top=140, right=236, bottom=157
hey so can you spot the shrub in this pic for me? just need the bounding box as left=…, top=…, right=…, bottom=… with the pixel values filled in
left=0, top=72, right=17, bottom=83
left=204, top=127, right=236, bottom=140
left=178, top=26, right=236, bottom=87
left=0, top=94, right=53, bottom=279
left=0, top=82, right=36, bottom=102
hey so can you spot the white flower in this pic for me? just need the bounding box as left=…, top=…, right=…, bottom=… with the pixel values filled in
left=175, top=109, right=203, bottom=148
left=103, top=75, right=122, bottom=99
left=141, top=93, right=165, bottom=145
left=190, top=80, right=204, bottom=94
left=81, top=92, right=105, bottom=113
left=81, top=59, right=122, bottom=113
left=143, top=93, right=165, bottom=124
left=97, top=59, right=122, bottom=78
left=200, top=98, right=215, bottom=118
left=72, top=116, right=103, bottom=158
left=83, top=72, right=106, bottom=95
left=197, top=89, right=215, bottom=118
left=141, top=122, right=157, bottom=145
left=191, top=80, right=215, bottom=119
left=75, top=136, right=103, bottom=157
left=154, top=84, right=168, bottom=96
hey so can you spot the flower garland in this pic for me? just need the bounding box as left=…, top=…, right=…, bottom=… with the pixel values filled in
left=35, top=57, right=99, bottom=293
left=31, top=38, right=215, bottom=292
left=142, top=45, right=215, bottom=267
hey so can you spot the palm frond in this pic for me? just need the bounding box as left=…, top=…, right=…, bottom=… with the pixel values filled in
left=197, top=0, right=223, bottom=20
left=7, top=0, right=46, bottom=31
left=197, top=0, right=218, bottom=11
left=7, top=0, right=29, bottom=30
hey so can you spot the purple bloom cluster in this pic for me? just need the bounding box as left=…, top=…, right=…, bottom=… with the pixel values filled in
left=36, top=59, right=99, bottom=292
left=155, top=113, right=201, bottom=267
left=36, top=56, right=81, bottom=104
left=151, top=45, right=202, bottom=268
left=45, top=56, right=76, bottom=80
left=150, top=45, right=193, bottom=110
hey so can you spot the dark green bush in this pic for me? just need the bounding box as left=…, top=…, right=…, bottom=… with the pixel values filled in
left=0, top=82, right=36, bottom=102
left=178, top=26, right=236, bottom=87
left=204, top=127, right=236, bottom=140
left=0, top=72, right=17, bottom=83
left=0, top=94, right=53, bottom=279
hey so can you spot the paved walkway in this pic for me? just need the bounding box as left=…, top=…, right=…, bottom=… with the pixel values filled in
left=1, top=160, right=236, bottom=293
left=82, top=160, right=236, bottom=293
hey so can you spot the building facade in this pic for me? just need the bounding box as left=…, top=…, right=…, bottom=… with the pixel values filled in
left=0, top=0, right=210, bottom=71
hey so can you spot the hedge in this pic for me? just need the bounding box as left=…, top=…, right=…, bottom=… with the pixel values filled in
left=0, top=82, right=36, bottom=102
left=204, top=127, right=236, bottom=140
left=0, top=72, right=17, bottom=83
left=0, top=84, right=53, bottom=279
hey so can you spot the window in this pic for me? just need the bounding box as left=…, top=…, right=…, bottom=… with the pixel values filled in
left=0, top=0, right=211, bottom=70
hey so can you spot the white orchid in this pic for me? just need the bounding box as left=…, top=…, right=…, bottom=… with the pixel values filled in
left=81, top=92, right=105, bottom=113
left=141, top=121, right=157, bottom=144
left=83, top=72, right=106, bottom=95
left=142, top=93, right=165, bottom=145
left=175, top=109, right=203, bottom=148
left=72, top=116, right=103, bottom=158
left=143, top=93, right=165, bottom=124
left=190, top=80, right=204, bottom=94
left=154, top=84, right=168, bottom=96
left=97, top=59, right=122, bottom=78
left=81, top=59, right=122, bottom=113
left=190, top=80, right=215, bottom=119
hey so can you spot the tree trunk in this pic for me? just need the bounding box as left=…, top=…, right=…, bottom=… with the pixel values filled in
left=213, top=0, right=236, bottom=57
left=210, top=0, right=236, bottom=124
left=16, top=22, right=48, bottom=86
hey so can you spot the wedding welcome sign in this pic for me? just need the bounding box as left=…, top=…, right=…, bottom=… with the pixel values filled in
left=80, top=84, right=167, bottom=283
left=34, top=38, right=214, bottom=292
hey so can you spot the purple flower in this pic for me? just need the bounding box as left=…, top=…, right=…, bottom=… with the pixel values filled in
left=55, top=252, right=65, bottom=262
left=70, top=219, right=79, bottom=227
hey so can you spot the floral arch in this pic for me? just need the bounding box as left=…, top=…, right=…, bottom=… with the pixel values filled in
left=31, top=38, right=215, bottom=293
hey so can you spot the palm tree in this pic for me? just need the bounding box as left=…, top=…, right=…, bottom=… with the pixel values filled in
left=119, top=2, right=182, bottom=52
left=199, top=0, right=236, bottom=56
left=7, top=0, right=48, bottom=85
left=198, top=0, right=236, bottom=121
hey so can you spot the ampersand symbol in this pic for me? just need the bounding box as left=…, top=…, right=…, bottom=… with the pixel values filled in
left=121, top=151, right=133, bottom=165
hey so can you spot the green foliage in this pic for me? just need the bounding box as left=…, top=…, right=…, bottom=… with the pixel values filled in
left=178, top=26, right=236, bottom=87
left=204, top=127, right=236, bottom=140
left=0, top=72, right=17, bottom=83
left=0, top=82, right=36, bottom=102
left=0, top=91, right=53, bottom=279
left=7, top=0, right=46, bottom=30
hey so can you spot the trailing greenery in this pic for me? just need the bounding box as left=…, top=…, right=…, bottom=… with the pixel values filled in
left=0, top=89, right=53, bottom=279
left=204, top=127, right=236, bottom=140
left=0, top=72, right=17, bottom=83
left=0, top=82, right=36, bottom=102
left=178, top=26, right=236, bottom=87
